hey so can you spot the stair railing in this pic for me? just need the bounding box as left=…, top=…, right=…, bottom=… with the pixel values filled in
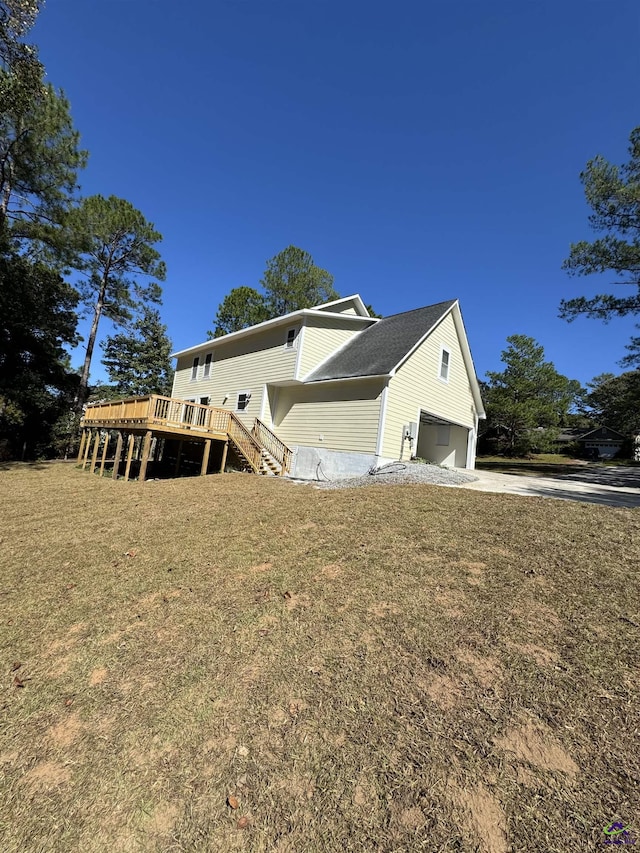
left=252, top=418, right=293, bottom=475
left=227, top=413, right=263, bottom=473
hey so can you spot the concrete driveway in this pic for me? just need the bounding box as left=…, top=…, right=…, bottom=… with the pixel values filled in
left=457, top=465, right=640, bottom=509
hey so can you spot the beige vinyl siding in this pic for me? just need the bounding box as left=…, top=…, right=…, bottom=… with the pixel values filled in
left=298, top=318, right=363, bottom=378
left=382, top=312, right=476, bottom=459
left=273, top=379, right=384, bottom=453
left=171, top=326, right=298, bottom=428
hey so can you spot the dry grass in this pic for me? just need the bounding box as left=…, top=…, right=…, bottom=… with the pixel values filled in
left=1, top=462, right=639, bottom=852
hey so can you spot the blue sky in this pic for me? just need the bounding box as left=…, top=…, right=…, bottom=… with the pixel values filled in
left=34, top=0, right=640, bottom=387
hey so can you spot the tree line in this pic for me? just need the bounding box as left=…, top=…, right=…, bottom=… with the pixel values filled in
left=0, top=0, right=172, bottom=460
left=482, top=126, right=640, bottom=457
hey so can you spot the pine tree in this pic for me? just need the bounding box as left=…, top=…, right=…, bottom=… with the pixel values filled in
left=210, top=246, right=338, bottom=337
left=561, top=126, right=640, bottom=361
left=483, top=335, right=581, bottom=456
left=1, top=2, right=86, bottom=246
left=0, top=233, right=79, bottom=456
left=102, top=306, right=173, bottom=397
left=261, top=245, right=337, bottom=316
left=66, top=195, right=166, bottom=412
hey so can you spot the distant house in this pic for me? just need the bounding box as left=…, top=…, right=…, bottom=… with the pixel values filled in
left=171, top=295, right=485, bottom=479
left=575, top=426, right=626, bottom=460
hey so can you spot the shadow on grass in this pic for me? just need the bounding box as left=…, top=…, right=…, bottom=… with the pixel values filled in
left=555, top=466, right=640, bottom=489
left=0, top=460, right=66, bottom=473
left=478, top=460, right=640, bottom=488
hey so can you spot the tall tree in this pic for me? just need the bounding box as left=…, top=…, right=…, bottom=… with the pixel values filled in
left=583, top=371, right=640, bottom=437
left=209, top=285, right=269, bottom=338
left=482, top=335, right=581, bottom=456
left=0, top=76, right=86, bottom=241
left=0, top=233, right=79, bottom=457
left=101, top=305, right=173, bottom=397
left=210, top=246, right=338, bottom=337
left=261, top=245, right=337, bottom=316
left=560, top=127, right=640, bottom=356
left=1, top=1, right=86, bottom=246
left=67, top=195, right=166, bottom=412
left=0, top=1, right=41, bottom=71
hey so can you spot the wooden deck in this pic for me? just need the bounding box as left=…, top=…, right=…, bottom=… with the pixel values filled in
left=79, top=395, right=292, bottom=480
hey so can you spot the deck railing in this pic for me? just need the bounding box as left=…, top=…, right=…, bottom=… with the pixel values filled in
left=227, top=412, right=263, bottom=473
left=83, top=395, right=231, bottom=436
left=82, top=395, right=291, bottom=476
left=149, top=396, right=231, bottom=433
left=252, top=418, right=293, bottom=474
left=83, top=395, right=155, bottom=425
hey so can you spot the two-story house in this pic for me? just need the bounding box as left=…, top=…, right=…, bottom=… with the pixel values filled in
left=170, top=295, right=485, bottom=479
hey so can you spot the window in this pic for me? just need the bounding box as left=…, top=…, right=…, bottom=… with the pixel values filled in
left=285, top=328, right=298, bottom=349
left=203, top=353, right=212, bottom=378
left=436, top=424, right=450, bottom=446
left=236, top=391, right=251, bottom=411
left=190, top=356, right=199, bottom=381
left=439, top=347, right=450, bottom=382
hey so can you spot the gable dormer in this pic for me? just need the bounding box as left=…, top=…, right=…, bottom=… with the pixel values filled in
left=309, top=295, right=370, bottom=317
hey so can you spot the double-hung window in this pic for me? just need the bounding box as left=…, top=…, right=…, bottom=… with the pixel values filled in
left=236, top=391, right=251, bottom=411
left=203, top=353, right=212, bottom=379
left=190, top=357, right=199, bottom=381
left=439, top=347, right=450, bottom=383
left=285, top=328, right=298, bottom=349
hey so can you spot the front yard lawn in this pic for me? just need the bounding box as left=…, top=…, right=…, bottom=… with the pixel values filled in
left=1, top=463, right=638, bottom=851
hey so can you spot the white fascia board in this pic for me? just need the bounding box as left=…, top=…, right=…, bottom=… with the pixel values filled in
left=450, top=305, right=486, bottom=419
left=171, top=309, right=374, bottom=359
left=309, top=294, right=370, bottom=317
left=388, top=302, right=457, bottom=376
left=388, top=301, right=486, bottom=420
left=303, top=373, right=389, bottom=386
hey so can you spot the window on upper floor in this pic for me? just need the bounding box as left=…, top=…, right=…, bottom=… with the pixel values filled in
left=439, top=347, right=450, bottom=383
left=285, top=327, right=299, bottom=349
left=190, top=357, right=199, bottom=380
left=203, top=353, right=212, bottom=378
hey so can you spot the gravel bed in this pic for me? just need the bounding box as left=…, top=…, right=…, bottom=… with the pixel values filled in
left=307, top=462, right=478, bottom=490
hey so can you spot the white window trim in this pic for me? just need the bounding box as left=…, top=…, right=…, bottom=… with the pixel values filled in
left=190, top=356, right=200, bottom=381
left=438, top=346, right=451, bottom=384
left=202, top=352, right=213, bottom=379
left=284, top=327, right=299, bottom=351
left=236, top=390, right=252, bottom=412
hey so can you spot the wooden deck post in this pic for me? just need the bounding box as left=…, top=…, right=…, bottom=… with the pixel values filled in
left=124, top=433, right=135, bottom=481
left=99, top=433, right=110, bottom=477
left=174, top=441, right=183, bottom=477
left=89, top=431, right=101, bottom=474
left=139, top=430, right=153, bottom=482
left=112, top=431, right=124, bottom=480
left=77, top=429, right=87, bottom=464
left=82, top=429, right=93, bottom=469
left=220, top=440, right=229, bottom=474
left=201, top=439, right=212, bottom=476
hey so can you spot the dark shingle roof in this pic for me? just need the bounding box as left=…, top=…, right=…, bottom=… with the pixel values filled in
left=306, top=300, right=457, bottom=382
